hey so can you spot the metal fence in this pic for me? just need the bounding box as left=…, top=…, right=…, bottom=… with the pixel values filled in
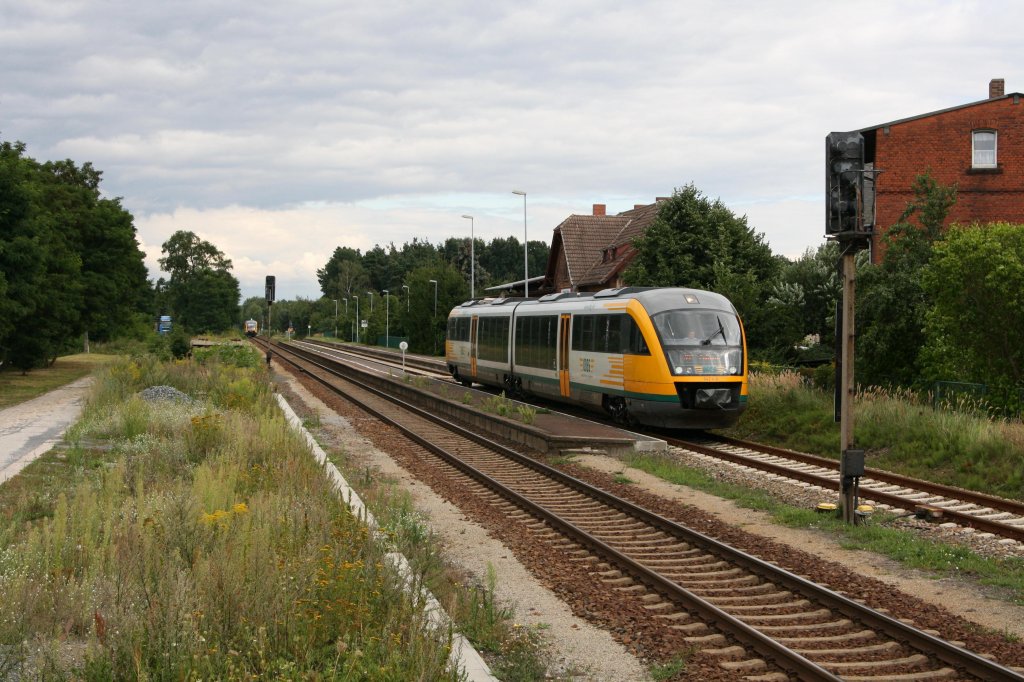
left=933, top=381, right=1023, bottom=419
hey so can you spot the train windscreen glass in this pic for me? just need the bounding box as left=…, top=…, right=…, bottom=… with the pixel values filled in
left=651, top=310, right=743, bottom=376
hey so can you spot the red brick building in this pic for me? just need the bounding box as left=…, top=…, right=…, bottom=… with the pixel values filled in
left=861, top=78, right=1024, bottom=258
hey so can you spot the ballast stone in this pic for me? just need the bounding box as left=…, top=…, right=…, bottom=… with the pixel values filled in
left=138, top=385, right=194, bottom=404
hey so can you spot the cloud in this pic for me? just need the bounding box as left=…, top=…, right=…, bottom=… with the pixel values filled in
left=3, top=0, right=1023, bottom=304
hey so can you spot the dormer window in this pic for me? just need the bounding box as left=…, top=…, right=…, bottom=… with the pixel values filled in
left=972, top=130, right=997, bottom=168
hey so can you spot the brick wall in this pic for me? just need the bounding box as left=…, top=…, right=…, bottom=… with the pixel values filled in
left=871, top=95, right=1024, bottom=256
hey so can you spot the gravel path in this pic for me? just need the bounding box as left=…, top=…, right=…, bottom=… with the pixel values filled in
left=0, top=377, right=93, bottom=485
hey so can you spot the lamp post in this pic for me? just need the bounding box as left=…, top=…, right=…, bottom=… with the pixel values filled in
left=333, top=299, right=338, bottom=339
left=512, top=191, right=528, bottom=297
left=429, top=278, right=438, bottom=355
left=355, top=296, right=360, bottom=344
left=402, top=284, right=410, bottom=311
left=382, top=289, right=390, bottom=348
left=367, top=291, right=374, bottom=313
left=462, top=214, right=474, bottom=299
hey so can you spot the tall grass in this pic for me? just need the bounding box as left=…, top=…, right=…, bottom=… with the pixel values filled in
left=0, top=353, right=461, bottom=680
left=726, top=371, right=1024, bottom=500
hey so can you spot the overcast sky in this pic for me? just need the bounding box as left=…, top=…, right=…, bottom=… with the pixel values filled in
left=2, top=0, right=1019, bottom=300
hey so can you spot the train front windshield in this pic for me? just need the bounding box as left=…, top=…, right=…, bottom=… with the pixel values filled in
left=651, top=310, right=743, bottom=376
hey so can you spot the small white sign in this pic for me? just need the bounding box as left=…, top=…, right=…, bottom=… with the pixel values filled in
left=399, top=341, right=408, bottom=351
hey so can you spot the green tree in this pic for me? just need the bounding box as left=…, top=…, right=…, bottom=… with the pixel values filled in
left=0, top=141, right=47, bottom=370
left=623, top=183, right=779, bottom=354
left=158, top=231, right=241, bottom=333
left=480, top=235, right=522, bottom=287
left=856, top=172, right=957, bottom=387
left=921, top=222, right=1024, bottom=392
left=317, top=246, right=365, bottom=299
left=1, top=140, right=152, bottom=368
left=395, top=263, right=467, bottom=355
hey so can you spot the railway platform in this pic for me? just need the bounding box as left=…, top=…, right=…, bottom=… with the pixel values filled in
left=280, top=338, right=668, bottom=456
left=447, top=386, right=668, bottom=456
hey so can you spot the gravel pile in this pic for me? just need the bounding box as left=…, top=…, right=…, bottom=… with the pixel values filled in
left=137, top=385, right=194, bottom=404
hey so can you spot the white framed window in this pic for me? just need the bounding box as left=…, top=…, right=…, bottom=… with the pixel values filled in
left=972, top=130, right=997, bottom=168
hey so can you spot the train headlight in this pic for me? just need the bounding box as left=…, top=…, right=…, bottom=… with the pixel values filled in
left=674, top=366, right=683, bottom=374
left=728, top=365, right=738, bottom=375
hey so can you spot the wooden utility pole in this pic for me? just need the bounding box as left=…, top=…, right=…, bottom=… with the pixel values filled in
left=826, top=131, right=876, bottom=525
left=838, top=247, right=863, bottom=524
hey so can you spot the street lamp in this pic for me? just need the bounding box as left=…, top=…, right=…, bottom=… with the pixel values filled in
left=344, top=298, right=350, bottom=341
left=383, top=289, right=390, bottom=348
left=332, top=299, right=338, bottom=339
left=402, top=284, right=410, bottom=311
left=367, top=291, right=374, bottom=313
left=462, top=214, right=474, bottom=299
left=429, top=279, right=438, bottom=355
left=512, top=191, right=528, bottom=297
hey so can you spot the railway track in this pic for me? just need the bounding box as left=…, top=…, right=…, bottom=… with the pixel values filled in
left=259, top=338, right=1024, bottom=681
left=669, top=436, right=1024, bottom=544
left=296, top=341, right=1024, bottom=545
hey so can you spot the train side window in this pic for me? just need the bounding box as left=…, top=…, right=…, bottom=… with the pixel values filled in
left=572, top=315, right=596, bottom=351
left=478, top=317, right=509, bottom=362
left=449, top=317, right=470, bottom=342
left=515, top=315, right=557, bottom=368
left=605, top=315, right=622, bottom=353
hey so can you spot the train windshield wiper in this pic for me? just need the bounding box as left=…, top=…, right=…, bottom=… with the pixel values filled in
left=701, top=317, right=726, bottom=345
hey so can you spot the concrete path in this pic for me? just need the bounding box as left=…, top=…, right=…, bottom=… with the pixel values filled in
left=0, top=377, right=93, bottom=485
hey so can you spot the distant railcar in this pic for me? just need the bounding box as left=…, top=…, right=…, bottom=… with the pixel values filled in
left=244, top=319, right=259, bottom=337
left=445, top=287, right=747, bottom=429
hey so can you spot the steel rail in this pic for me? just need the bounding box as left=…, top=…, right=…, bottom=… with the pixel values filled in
left=266, top=338, right=1024, bottom=681
left=667, top=436, right=1024, bottom=544
left=303, top=339, right=447, bottom=374
left=710, top=434, right=1024, bottom=516
left=268, top=340, right=842, bottom=680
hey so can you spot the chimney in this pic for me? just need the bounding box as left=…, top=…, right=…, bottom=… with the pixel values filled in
left=990, top=78, right=1005, bottom=99
left=592, top=203, right=606, bottom=216
left=634, top=204, right=644, bottom=210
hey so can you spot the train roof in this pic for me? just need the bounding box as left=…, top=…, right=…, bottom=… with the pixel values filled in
left=451, top=286, right=737, bottom=315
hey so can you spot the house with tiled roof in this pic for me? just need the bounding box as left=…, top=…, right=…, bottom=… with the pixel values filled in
left=539, top=198, right=667, bottom=294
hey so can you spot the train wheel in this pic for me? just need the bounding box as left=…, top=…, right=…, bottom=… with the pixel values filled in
left=603, top=395, right=631, bottom=424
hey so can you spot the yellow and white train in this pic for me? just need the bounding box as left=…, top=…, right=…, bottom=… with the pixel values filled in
left=445, top=287, right=748, bottom=429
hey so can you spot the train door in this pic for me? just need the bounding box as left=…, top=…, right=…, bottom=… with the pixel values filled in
left=558, top=314, right=571, bottom=397
left=470, top=316, right=479, bottom=379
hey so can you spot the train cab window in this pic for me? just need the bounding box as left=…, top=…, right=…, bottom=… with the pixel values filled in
left=653, top=310, right=743, bottom=376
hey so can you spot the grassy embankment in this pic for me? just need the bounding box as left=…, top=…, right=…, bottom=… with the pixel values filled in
left=621, top=370, right=1024, bottom=610
left=0, top=353, right=116, bottom=409
left=0, top=348, right=548, bottom=680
